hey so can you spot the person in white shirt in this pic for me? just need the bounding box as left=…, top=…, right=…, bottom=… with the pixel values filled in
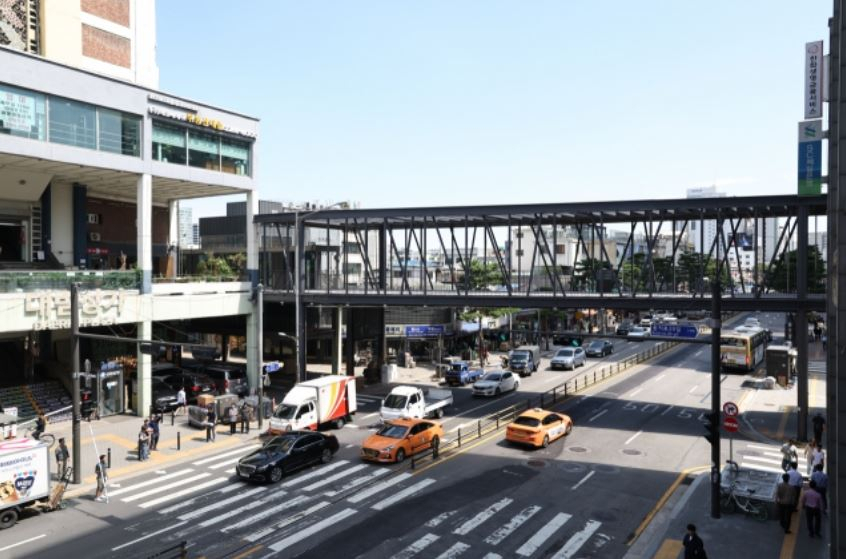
left=176, top=387, right=187, bottom=415
left=812, top=444, right=825, bottom=471
left=787, top=462, right=803, bottom=512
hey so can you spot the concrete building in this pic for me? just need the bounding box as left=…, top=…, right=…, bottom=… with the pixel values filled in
left=178, top=205, right=194, bottom=249
left=686, top=186, right=727, bottom=254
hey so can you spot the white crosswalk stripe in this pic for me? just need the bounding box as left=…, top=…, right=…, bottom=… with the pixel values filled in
left=121, top=473, right=212, bottom=502
left=453, top=498, right=513, bottom=535
left=348, top=472, right=412, bottom=504
left=371, top=478, right=437, bottom=511
left=192, top=444, right=260, bottom=466
left=301, top=463, right=369, bottom=491
left=516, top=512, right=571, bottom=557
left=550, top=519, right=602, bottom=559
left=280, top=460, right=350, bottom=488
left=158, top=483, right=241, bottom=515
left=435, top=542, right=471, bottom=559
left=426, top=510, right=458, bottom=528
left=244, top=501, right=331, bottom=542
left=739, top=443, right=808, bottom=474
left=324, top=468, right=390, bottom=497
left=223, top=495, right=311, bottom=533
left=207, top=456, right=243, bottom=470
left=139, top=478, right=227, bottom=508
left=177, top=486, right=267, bottom=521
left=484, top=505, right=542, bottom=545
left=109, top=468, right=195, bottom=497
left=268, top=508, right=357, bottom=552
left=391, top=533, right=440, bottom=559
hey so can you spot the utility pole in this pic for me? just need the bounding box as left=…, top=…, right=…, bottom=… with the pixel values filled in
left=256, top=283, right=264, bottom=430
left=71, top=283, right=81, bottom=485
left=709, top=280, right=722, bottom=518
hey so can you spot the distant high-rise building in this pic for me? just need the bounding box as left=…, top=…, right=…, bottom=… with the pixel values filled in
left=192, top=223, right=199, bottom=247
left=178, top=207, right=193, bottom=247
left=686, top=186, right=727, bottom=254
left=0, top=0, right=159, bottom=87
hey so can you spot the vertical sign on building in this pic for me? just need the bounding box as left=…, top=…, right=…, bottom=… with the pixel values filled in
left=798, top=120, right=823, bottom=196
left=805, top=41, right=823, bottom=119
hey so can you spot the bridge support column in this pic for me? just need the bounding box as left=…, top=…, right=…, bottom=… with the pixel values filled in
left=333, top=306, right=343, bottom=374
left=797, top=205, right=809, bottom=443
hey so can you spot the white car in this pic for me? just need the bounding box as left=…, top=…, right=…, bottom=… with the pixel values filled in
left=472, top=371, right=520, bottom=397
left=627, top=326, right=650, bottom=339
left=549, top=347, right=586, bottom=370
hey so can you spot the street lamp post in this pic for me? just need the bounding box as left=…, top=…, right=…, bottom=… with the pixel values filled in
left=293, top=202, right=347, bottom=382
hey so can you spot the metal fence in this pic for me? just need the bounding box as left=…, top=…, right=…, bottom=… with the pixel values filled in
left=410, top=340, right=678, bottom=470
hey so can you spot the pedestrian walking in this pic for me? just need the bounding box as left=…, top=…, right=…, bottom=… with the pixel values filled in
left=776, top=473, right=794, bottom=533
left=240, top=401, right=252, bottom=434
left=206, top=406, right=216, bottom=442
left=228, top=403, right=238, bottom=435
left=682, top=523, right=707, bottom=559
left=812, top=444, right=825, bottom=472
left=149, top=415, right=160, bottom=451
left=787, top=462, right=803, bottom=511
left=176, top=387, right=187, bottom=415
left=811, top=463, right=829, bottom=514
left=812, top=412, right=826, bottom=444
left=138, top=422, right=150, bottom=461
left=822, top=333, right=828, bottom=350
left=94, top=454, right=108, bottom=502
left=801, top=480, right=824, bottom=537
left=54, top=438, right=69, bottom=480
left=804, top=440, right=817, bottom=477
left=781, top=439, right=798, bottom=472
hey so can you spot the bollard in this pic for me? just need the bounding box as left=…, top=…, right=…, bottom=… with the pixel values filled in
left=552, top=387, right=557, bottom=403
left=458, top=428, right=462, bottom=448
left=575, top=378, right=578, bottom=391
left=107, top=447, right=111, bottom=469
left=477, top=420, right=481, bottom=438
left=594, top=371, right=596, bottom=383
left=171, top=410, right=175, bottom=426
left=583, top=375, right=587, bottom=386
left=177, top=431, right=181, bottom=451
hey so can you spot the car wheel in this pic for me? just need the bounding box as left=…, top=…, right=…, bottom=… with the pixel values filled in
left=495, top=388, right=501, bottom=396
left=321, top=448, right=333, bottom=464
left=335, top=416, right=346, bottom=429
left=566, top=422, right=573, bottom=435
left=395, top=448, right=406, bottom=463
left=0, top=508, right=18, bottom=530
left=541, top=435, right=550, bottom=449
left=269, top=466, right=283, bottom=483
left=435, top=408, right=444, bottom=419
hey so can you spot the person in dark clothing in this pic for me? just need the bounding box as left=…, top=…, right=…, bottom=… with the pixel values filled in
left=812, top=412, right=826, bottom=444
left=206, top=406, right=216, bottom=442
left=683, top=523, right=707, bottom=559
left=33, top=414, right=46, bottom=440
left=801, top=480, right=824, bottom=537
left=55, top=438, right=70, bottom=480
left=240, top=402, right=252, bottom=434
left=149, top=415, right=160, bottom=451
left=776, top=473, right=794, bottom=533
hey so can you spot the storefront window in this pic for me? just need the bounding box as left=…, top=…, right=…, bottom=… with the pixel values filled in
left=98, top=109, right=141, bottom=157
left=48, top=96, right=96, bottom=149
left=188, top=130, right=220, bottom=171
left=0, top=83, right=46, bottom=141
left=152, top=121, right=187, bottom=164
left=221, top=137, right=251, bottom=175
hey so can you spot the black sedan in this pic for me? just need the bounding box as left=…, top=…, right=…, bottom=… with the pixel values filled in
left=236, top=432, right=339, bottom=483
left=585, top=340, right=614, bottom=357
left=151, top=378, right=180, bottom=413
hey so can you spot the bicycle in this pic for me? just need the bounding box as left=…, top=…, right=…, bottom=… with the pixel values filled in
left=23, top=426, right=56, bottom=448
left=720, top=483, right=768, bottom=521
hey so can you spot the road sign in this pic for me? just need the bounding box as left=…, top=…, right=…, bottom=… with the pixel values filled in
left=264, top=361, right=282, bottom=373
left=798, top=120, right=823, bottom=196
left=723, top=416, right=739, bottom=433
left=805, top=41, right=823, bottom=119
left=650, top=323, right=699, bottom=339
left=723, top=401, right=738, bottom=417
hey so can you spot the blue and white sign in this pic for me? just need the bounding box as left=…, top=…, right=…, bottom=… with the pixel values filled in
left=798, top=120, right=823, bottom=197
left=651, top=323, right=699, bottom=339
left=405, top=325, right=445, bottom=337
left=263, top=361, right=282, bottom=373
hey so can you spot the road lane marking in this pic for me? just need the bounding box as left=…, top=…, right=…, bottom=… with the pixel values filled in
left=111, top=522, right=188, bottom=551
left=109, top=468, right=194, bottom=496
left=268, top=508, right=357, bottom=552
left=121, top=472, right=211, bottom=502
left=371, top=478, right=437, bottom=510
left=192, top=445, right=260, bottom=465
left=453, top=497, right=513, bottom=535
left=653, top=540, right=683, bottom=559
left=0, top=534, right=46, bottom=552
left=484, top=505, right=542, bottom=545
left=624, top=430, right=643, bottom=445
left=551, top=519, right=602, bottom=558
left=516, top=512, right=571, bottom=556
left=482, top=555, right=503, bottom=559
left=571, top=470, right=595, bottom=490
left=324, top=468, right=390, bottom=497
left=360, top=412, right=380, bottom=420
left=628, top=387, right=643, bottom=398
left=279, top=460, right=350, bottom=488
left=178, top=486, right=267, bottom=520
left=242, top=499, right=326, bottom=542
left=653, top=374, right=665, bottom=382
left=660, top=405, right=674, bottom=416
left=426, top=510, right=458, bottom=527
left=695, top=349, right=703, bottom=356
left=627, top=465, right=709, bottom=545
left=391, top=533, right=440, bottom=559
left=139, top=478, right=226, bottom=508
left=347, top=472, right=412, bottom=503
left=208, top=456, right=243, bottom=470
left=158, top=483, right=241, bottom=514
left=302, top=463, right=369, bottom=491
left=688, top=386, right=697, bottom=393
left=224, top=494, right=310, bottom=532
left=435, top=542, right=471, bottom=559
left=588, top=409, right=608, bottom=422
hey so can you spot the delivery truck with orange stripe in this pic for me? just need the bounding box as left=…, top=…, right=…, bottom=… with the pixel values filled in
left=268, top=375, right=357, bottom=433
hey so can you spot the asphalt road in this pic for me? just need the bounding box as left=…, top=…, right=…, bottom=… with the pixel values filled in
left=0, top=314, right=783, bottom=558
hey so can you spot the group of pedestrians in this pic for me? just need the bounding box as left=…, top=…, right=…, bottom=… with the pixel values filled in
left=207, top=400, right=254, bottom=441
left=137, top=414, right=161, bottom=461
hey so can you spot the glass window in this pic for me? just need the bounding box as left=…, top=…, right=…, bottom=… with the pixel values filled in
left=221, top=137, right=251, bottom=175
left=98, top=108, right=141, bottom=157
left=152, top=121, right=187, bottom=164
left=188, top=130, right=220, bottom=171
left=48, top=97, right=96, bottom=149
left=0, top=83, right=46, bottom=140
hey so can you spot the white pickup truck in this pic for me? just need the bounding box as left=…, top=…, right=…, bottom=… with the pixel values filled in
left=379, top=386, right=453, bottom=421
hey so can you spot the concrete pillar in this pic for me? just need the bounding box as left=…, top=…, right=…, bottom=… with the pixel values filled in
left=137, top=174, right=153, bottom=293
left=246, top=191, right=259, bottom=285
left=332, top=306, right=343, bottom=374
left=221, top=334, right=230, bottom=362
left=168, top=199, right=179, bottom=277
left=246, top=191, right=261, bottom=393
left=246, top=305, right=259, bottom=394
left=136, top=320, right=152, bottom=416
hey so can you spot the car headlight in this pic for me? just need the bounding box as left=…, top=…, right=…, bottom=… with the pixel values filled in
left=382, top=446, right=394, bottom=452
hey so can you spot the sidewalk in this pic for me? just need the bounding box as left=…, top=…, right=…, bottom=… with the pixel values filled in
left=626, top=339, right=830, bottom=559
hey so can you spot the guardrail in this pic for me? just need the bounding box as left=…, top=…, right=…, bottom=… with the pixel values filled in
left=409, top=340, right=679, bottom=470
left=0, top=270, right=140, bottom=292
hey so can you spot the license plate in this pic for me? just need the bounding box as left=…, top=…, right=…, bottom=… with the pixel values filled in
left=239, top=472, right=249, bottom=478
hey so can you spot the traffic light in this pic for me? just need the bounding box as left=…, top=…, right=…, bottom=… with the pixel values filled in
left=703, top=411, right=719, bottom=445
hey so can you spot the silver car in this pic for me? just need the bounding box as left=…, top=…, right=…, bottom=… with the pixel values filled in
left=549, top=347, right=586, bottom=370
left=472, top=371, right=520, bottom=397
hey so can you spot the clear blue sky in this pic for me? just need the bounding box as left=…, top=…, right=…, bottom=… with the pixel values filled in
left=157, top=1, right=831, bottom=219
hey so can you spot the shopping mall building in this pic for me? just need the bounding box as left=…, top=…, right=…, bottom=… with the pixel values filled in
left=0, top=0, right=260, bottom=419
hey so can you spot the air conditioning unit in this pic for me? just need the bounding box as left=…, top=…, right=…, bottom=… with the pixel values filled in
left=88, top=232, right=101, bottom=242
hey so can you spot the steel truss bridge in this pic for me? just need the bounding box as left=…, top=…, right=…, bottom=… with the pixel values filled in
left=256, top=194, right=826, bottom=313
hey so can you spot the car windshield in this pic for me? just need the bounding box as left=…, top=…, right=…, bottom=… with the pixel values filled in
left=511, top=352, right=528, bottom=361
left=383, top=394, right=407, bottom=409
left=450, top=364, right=465, bottom=372
left=513, top=416, right=541, bottom=427
left=556, top=349, right=574, bottom=357
left=632, top=327, right=645, bottom=333
left=589, top=342, right=603, bottom=349
left=263, top=437, right=296, bottom=453
left=481, top=373, right=502, bottom=382
left=377, top=423, right=409, bottom=439
left=273, top=404, right=297, bottom=420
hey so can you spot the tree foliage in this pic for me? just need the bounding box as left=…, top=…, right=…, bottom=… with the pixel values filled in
left=768, top=246, right=826, bottom=293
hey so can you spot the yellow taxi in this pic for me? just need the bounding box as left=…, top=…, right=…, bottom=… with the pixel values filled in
left=361, top=418, right=444, bottom=463
left=506, top=408, right=573, bottom=448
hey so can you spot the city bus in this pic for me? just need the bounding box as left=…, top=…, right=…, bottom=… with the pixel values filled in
left=719, top=329, right=768, bottom=372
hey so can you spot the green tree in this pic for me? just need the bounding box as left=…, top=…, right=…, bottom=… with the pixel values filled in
left=768, top=246, right=826, bottom=293
left=196, top=253, right=234, bottom=277
left=573, top=257, right=610, bottom=291
left=466, top=260, right=504, bottom=290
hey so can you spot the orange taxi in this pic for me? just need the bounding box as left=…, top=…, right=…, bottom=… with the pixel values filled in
left=361, top=418, right=443, bottom=463
left=506, top=408, right=573, bottom=448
